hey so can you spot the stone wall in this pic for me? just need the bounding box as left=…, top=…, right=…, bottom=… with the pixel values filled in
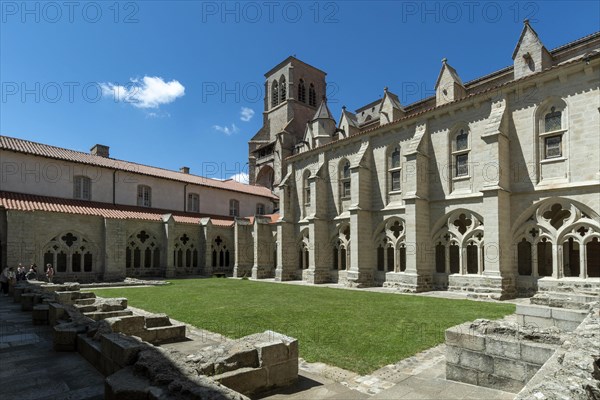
left=445, top=319, right=563, bottom=393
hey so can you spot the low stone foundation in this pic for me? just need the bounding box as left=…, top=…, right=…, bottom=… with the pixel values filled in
left=445, top=319, right=563, bottom=393
left=9, top=280, right=300, bottom=398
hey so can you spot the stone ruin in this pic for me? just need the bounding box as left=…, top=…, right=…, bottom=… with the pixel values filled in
left=445, top=285, right=600, bottom=399
left=10, top=280, right=299, bottom=399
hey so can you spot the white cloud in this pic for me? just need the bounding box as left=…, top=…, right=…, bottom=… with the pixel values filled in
left=100, top=76, right=185, bottom=109
left=240, top=107, right=255, bottom=122
left=213, top=123, right=239, bottom=136
left=229, top=172, right=249, bottom=184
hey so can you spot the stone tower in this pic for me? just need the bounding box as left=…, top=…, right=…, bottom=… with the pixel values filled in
left=248, top=56, right=327, bottom=192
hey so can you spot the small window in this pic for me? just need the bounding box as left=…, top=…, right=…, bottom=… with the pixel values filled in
left=544, top=107, right=562, bottom=132
left=187, top=193, right=200, bottom=213
left=303, top=174, right=311, bottom=206
left=229, top=199, right=239, bottom=217
left=389, top=147, right=401, bottom=192
left=341, top=161, right=351, bottom=199
left=545, top=135, right=562, bottom=159
left=455, top=154, right=469, bottom=177
left=452, top=129, right=470, bottom=178
left=256, top=203, right=265, bottom=215
left=137, top=185, right=152, bottom=207
left=73, top=176, right=91, bottom=200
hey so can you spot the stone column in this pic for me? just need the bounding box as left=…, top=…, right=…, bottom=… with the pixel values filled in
left=234, top=218, right=253, bottom=278
left=275, top=221, right=297, bottom=281
left=252, top=216, right=275, bottom=279
left=162, top=214, right=176, bottom=278
left=103, top=218, right=126, bottom=281
left=306, top=218, right=330, bottom=284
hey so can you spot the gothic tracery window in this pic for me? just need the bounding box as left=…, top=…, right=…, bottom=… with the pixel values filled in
left=279, top=76, right=286, bottom=103
left=308, top=83, right=316, bottom=106
left=271, top=80, right=279, bottom=108
left=126, top=230, right=160, bottom=273
left=43, top=232, right=96, bottom=274
left=298, top=79, right=306, bottom=103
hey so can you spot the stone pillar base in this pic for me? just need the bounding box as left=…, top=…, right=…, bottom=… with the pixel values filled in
left=275, top=268, right=300, bottom=281
left=251, top=265, right=275, bottom=279
left=448, top=274, right=516, bottom=300
left=382, top=272, right=432, bottom=293
left=233, top=265, right=252, bottom=278
left=303, top=269, right=330, bottom=284
left=345, top=270, right=374, bottom=288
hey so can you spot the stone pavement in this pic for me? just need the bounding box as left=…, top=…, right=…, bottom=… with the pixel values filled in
left=0, top=295, right=105, bottom=400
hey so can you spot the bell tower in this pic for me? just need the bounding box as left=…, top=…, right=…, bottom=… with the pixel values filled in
left=249, top=57, right=327, bottom=191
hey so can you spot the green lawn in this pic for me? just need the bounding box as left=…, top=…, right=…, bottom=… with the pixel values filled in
left=90, top=279, right=514, bottom=374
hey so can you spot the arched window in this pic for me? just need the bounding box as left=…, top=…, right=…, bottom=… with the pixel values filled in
left=256, top=203, right=265, bottom=215
left=542, top=106, right=564, bottom=159
left=333, top=225, right=350, bottom=270
left=187, top=193, right=200, bottom=213
left=279, top=76, right=286, bottom=103
left=340, top=160, right=351, bottom=199
left=173, top=233, right=199, bottom=270
left=229, top=199, right=239, bottom=217
left=452, top=129, right=470, bottom=178
left=375, top=219, right=406, bottom=273
left=388, top=147, right=401, bottom=192
left=126, top=230, right=160, bottom=273
left=433, top=210, right=484, bottom=275
left=43, top=232, right=97, bottom=275
left=211, top=236, right=230, bottom=269
left=137, top=185, right=152, bottom=207
left=309, top=83, right=316, bottom=106
left=298, top=79, right=306, bottom=103
left=271, top=80, right=279, bottom=108
left=73, top=176, right=91, bottom=200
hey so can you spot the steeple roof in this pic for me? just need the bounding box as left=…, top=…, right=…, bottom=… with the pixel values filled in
left=312, top=97, right=335, bottom=121
left=435, top=58, right=464, bottom=89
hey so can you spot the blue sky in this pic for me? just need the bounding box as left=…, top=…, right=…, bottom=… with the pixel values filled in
left=1, top=1, right=599, bottom=183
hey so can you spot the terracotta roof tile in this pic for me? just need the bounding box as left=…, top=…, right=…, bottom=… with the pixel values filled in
left=0, top=191, right=234, bottom=227
left=0, top=136, right=277, bottom=200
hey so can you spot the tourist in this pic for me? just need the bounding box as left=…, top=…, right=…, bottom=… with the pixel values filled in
left=0, top=266, right=16, bottom=296
left=46, top=264, right=55, bottom=283
left=26, top=264, right=38, bottom=281
left=16, top=263, right=26, bottom=281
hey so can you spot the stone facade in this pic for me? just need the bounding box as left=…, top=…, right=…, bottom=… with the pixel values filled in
left=247, top=22, right=600, bottom=298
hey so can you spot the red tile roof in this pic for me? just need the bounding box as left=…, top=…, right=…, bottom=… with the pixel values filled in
left=0, top=136, right=278, bottom=200
left=0, top=191, right=235, bottom=226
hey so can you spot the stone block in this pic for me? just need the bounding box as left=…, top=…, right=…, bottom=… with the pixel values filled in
left=32, top=304, right=49, bottom=325
left=551, top=308, right=588, bottom=322
left=485, top=336, right=521, bottom=360
left=446, top=363, right=478, bottom=385
left=21, top=293, right=36, bottom=311
left=446, top=345, right=462, bottom=365
left=48, top=303, right=66, bottom=325
left=477, top=372, right=523, bottom=393
left=100, top=333, right=143, bottom=368
left=215, top=348, right=259, bottom=374
left=53, top=324, right=86, bottom=351
left=84, top=310, right=133, bottom=321
left=152, top=324, right=186, bottom=343
left=77, top=334, right=102, bottom=368
left=105, top=367, right=151, bottom=399
left=522, top=315, right=554, bottom=329
left=493, top=357, right=527, bottom=381
left=145, top=315, right=171, bottom=328
left=266, top=359, right=298, bottom=387
left=459, top=349, right=493, bottom=373
left=445, top=324, right=486, bottom=351
left=108, top=316, right=145, bottom=335
left=215, top=367, right=268, bottom=395
left=555, top=319, right=582, bottom=332
left=520, top=341, right=556, bottom=365
left=257, top=341, right=289, bottom=366
left=517, top=304, right=552, bottom=318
